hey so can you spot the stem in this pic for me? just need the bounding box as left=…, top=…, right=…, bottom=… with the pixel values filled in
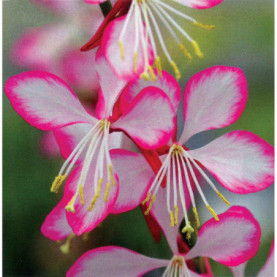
left=99, top=0, right=113, bottom=17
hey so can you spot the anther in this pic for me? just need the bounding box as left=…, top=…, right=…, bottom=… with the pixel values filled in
left=88, top=178, right=103, bottom=211
left=60, top=233, right=75, bottom=254
left=104, top=182, right=111, bottom=202
left=141, top=71, right=150, bottom=80
left=193, top=207, right=200, bottom=228
left=142, top=192, right=152, bottom=205
left=144, top=195, right=156, bottom=215
left=170, top=210, right=175, bottom=227
left=65, top=195, right=76, bottom=213
left=79, top=185, right=85, bottom=205
left=108, top=164, right=117, bottom=186
left=118, top=41, right=125, bottom=59
left=51, top=175, right=66, bottom=193
left=191, top=40, right=204, bottom=58
left=174, top=205, right=178, bottom=226
left=134, top=52, right=138, bottom=73
left=216, top=190, right=230, bottom=206
left=148, top=65, right=157, bottom=81
left=154, top=56, right=162, bottom=77
left=193, top=22, right=215, bottom=30
left=206, top=205, right=219, bottom=221
left=182, top=221, right=194, bottom=240
left=170, top=60, right=181, bottom=80
left=179, top=44, right=192, bottom=61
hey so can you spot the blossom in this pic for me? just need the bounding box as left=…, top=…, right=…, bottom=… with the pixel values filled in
left=230, top=239, right=274, bottom=277
left=82, top=0, right=223, bottom=81
left=66, top=193, right=261, bottom=277
left=138, top=66, right=274, bottom=237
left=5, top=49, right=178, bottom=235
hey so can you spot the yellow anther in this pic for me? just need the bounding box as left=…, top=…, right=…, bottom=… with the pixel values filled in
left=79, top=185, right=85, bottom=205
left=88, top=178, right=103, bottom=211
left=142, top=192, right=152, bottom=205
left=191, top=40, right=204, bottom=58
left=144, top=195, right=156, bottom=215
left=170, top=60, right=181, bottom=80
left=174, top=205, right=178, bottom=226
left=65, top=195, right=76, bottom=213
left=118, top=40, right=125, bottom=59
left=182, top=222, right=194, bottom=240
left=140, top=71, right=150, bottom=80
left=51, top=175, right=66, bottom=193
left=60, top=233, right=75, bottom=254
left=216, top=190, right=230, bottom=206
left=193, top=21, right=215, bottom=30
left=148, top=65, right=157, bottom=81
left=206, top=205, right=219, bottom=221
left=104, top=182, right=111, bottom=202
left=134, top=52, right=138, bottom=73
left=179, top=44, right=192, bottom=61
left=170, top=210, right=175, bottom=227
left=193, top=207, right=200, bottom=228
left=154, top=56, right=162, bottom=77
left=108, top=164, right=117, bottom=186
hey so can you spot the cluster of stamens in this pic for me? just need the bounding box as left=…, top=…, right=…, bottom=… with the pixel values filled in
left=142, top=144, right=230, bottom=239
left=51, top=119, right=117, bottom=213
left=118, top=0, right=215, bottom=81
left=162, top=255, right=191, bottom=277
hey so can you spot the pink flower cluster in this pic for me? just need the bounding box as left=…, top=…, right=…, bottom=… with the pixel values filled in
left=5, top=0, right=274, bottom=276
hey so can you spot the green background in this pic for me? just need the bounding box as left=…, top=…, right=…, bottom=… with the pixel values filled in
left=3, top=0, right=274, bottom=276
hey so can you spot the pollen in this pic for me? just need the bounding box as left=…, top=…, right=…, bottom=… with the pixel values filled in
left=104, top=182, right=111, bottom=202
left=142, top=192, right=152, bottom=205
left=65, top=195, right=76, bottom=213
left=179, top=44, right=192, bottom=61
left=134, top=52, right=138, bottom=73
left=193, top=207, right=200, bottom=228
left=51, top=174, right=66, bottom=193
left=182, top=221, right=194, bottom=240
left=118, top=40, right=125, bottom=59
left=148, top=65, right=157, bottom=81
left=206, top=205, right=219, bottom=221
left=191, top=40, right=204, bottom=58
left=88, top=178, right=103, bottom=211
left=108, top=164, right=117, bottom=186
left=141, top=71, right=150, bottom=80
left=79, top=185, right=85, bottom=205
left=170, top=210, right=175, bottom=227
left=174, top=205, right=178, bottom=226
left=144, top=195, right=156, bottom=215
left=60, top=233, right=75, bottom=254
left=216, top=190, right=230, bottom=206
left=193, top=21, right=215, bottom=30
left=170, top=60, right=181, bottom=80
left=154, top=56, right=162, bottom=77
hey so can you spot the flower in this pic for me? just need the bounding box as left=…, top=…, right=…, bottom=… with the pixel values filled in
left=5, top=49, right=178, bottom=235
left=138, top=66, right=274, bottom=236
left=66, top=194, right=261, bottom=277
left=82, top=0, right=223, bottom=81
left=230, top=239, right=274, bottom=277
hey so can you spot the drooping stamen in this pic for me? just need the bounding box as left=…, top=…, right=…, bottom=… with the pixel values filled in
left=193, top=21, right=215, bottom=30
left=88, top=177, right=103, bottom=211
left=191, top=40, right=203, bottom=58
left=60, top=233, right=75, bottom=254
left=104, top=182, right=111, bottom=202
left=51, top=175, right=66, bottom=193
left=144, top=195, right=156, bottom=215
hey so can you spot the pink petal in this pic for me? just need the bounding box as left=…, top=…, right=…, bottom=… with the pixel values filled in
left=110, top=149, right=153, bottom=214
left=185, top=206, right=261, bottom=267
left=95, top=48, right=127, bottom=118
left=173, top=0, right=223, bottom=9
left=40, top=131, right=60, bottom=158
left=257, top=240, right=274, bottom=277
left=112, top=88, right=175, bottom=149
left=5, top=71, right=95, bottom=131
left=188, top=130, right=274, bottom=193
left=119, top=69, right=181, bottom=114
left=66, top=246, right=168, bottom=277
left=179, top=66, right=247, bottom=144
left=41, top=197, right=72, bottom=241
left=83, top=0, right=106, bottom=4
left=102, top=15, right=153, bottom=81
left=65, top=161, right=119, bottom=236
left=31, top=0, right=79, bottom=13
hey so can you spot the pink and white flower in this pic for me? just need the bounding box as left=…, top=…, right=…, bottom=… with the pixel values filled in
left=139, top=66, right=274, bottom=236
left=66, top=203, right=261, bottom=277
left=82, top=0, right=223, bottom=81
left=5, top=49, right=177, bottom=236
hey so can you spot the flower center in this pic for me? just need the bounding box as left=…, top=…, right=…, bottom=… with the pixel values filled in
left=51, top=119, right=117, bottom=213
left=118, top=0, right=215, bottom=80
left=142, top=144, right=230, bottom=239
left=163, top=255, right=191, bottom=277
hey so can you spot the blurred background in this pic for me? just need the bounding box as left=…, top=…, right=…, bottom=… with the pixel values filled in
left=3, top=0, right=274, bottom=276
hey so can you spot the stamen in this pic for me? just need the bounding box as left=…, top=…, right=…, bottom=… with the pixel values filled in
left=216, top=190, right=230, bottom=206
left=142, top=192, right=152, bottom=205
left=179, top=44, right=192, bottom=61
left=191, top=40, right=203, bottom=58
left=206, top=205, right=219, bottom=221
left=65, top=195, right=76, bottom=213
left=170, top=210, right=175, bottom=227
left=104, top=182, right=111, bottom=202
left=148, top=65, right=157, bottom=81
left=141, top=71, right=150, bottom=80
left=193, top=21, right=215, bottom=30
left=174, top=205, right=178, bottom=226
left=79, top=185, right=85, bottom=205
left=193, top=207, right=200, bottom=228
left=134, top=52, right=138, bottom=73
left=182, top=221, right=194, bottom=240
left=60, top=233, right=75, bottom=254
left=51, top=174, right=66, bottom=193
left=170, top=60, right=181, bottom=80
left=118, top=41, right=125, bottom=59
left=108, top=164, right=117, bottom=186
left=144, top=195, right=156, bottom=215
left=154, top=56, right=162, bottom=76
left=88, top=177, right=103, bottom=211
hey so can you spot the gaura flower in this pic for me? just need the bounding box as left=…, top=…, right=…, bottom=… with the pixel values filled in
left=82, top=0, right=223, bottom=81
left=230, top=239, right=274, bottom=277
left=66, top=199, right=261, bottom=277
left=136, top=66, right=274, bottom=236
left=5, top=49, right=177, bottom=235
